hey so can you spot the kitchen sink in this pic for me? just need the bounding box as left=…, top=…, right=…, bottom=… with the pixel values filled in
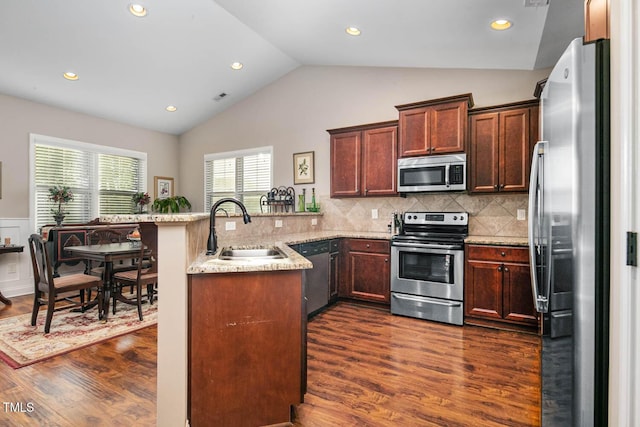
left=218, top=246, right=288, bottom=261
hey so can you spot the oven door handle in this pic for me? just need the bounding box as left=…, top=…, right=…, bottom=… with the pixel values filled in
left=391, top=241, right=462, bottom=251
left=392, top=293, right=462, bottom=307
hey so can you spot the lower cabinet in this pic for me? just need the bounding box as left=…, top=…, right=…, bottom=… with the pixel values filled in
left=329, top=241, right=340, bottom=304
left=188, top=270, right=305, bottom=427
left=340, top=239, right=391, bottom=304
left=464, top=244, right=538, bottom=332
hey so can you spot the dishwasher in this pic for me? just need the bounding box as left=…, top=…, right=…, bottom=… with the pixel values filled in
left=294, top=240, right=330, bottom=316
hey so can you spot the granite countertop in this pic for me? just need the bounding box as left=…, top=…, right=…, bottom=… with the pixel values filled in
left=465, top=235, right=529, bottom=246
left=101, top=213, right=209, bottom=223
left=187, top=230, right=393, bottom=274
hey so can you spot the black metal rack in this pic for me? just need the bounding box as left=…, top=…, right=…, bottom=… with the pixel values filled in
left=260, top=186, right=295, bottom=213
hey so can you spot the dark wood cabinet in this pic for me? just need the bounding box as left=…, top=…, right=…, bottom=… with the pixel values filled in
left=328, top=121, right=398, bottom=197
left=469, top=100, right=539, bottom=193
left=340, top=239, right=390, bottom=304
left=395, top=93, right=474, bottom=158
left=329, top=240, right=340, bottom=303
left=188, top=270, right=305, bottom=426
left=585, top=0, right=609, bottom=42
left=464, top=244, right=538, bottom=332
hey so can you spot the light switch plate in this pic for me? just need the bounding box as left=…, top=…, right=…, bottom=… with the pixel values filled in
left=275, top=220, right=283, bottom=228
left=517, top=209, right=526, bottom=221
left=311, top=218, right=318, bottom=226
left=225, top=221, right=236, bottom=231
left=371, top=209, right=378, bottom=219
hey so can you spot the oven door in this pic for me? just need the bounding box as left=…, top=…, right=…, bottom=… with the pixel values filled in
left=391, top=242, right=464, bottom=301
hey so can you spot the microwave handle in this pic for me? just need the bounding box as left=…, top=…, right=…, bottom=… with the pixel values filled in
left=445, top=163, right=450, bottom=187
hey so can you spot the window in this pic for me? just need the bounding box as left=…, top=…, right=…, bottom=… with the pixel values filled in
left=30, top=134, right=147, bottom=230
left=204, top=146, right=272, bottom=214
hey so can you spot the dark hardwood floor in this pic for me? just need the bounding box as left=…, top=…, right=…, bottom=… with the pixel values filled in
left=0, top=295, right=157, bottom=426
left=296, top=303, right=541, bottom=426
left=0, top=296, right=540, bottom=426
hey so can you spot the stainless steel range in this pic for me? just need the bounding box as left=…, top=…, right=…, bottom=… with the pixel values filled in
left=390, top=211, right=468, bottom=325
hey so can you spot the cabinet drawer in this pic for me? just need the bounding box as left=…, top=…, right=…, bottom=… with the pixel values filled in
left=346, top=239, right=390, bottom=253
left=466, top=245, right=529, bottom=263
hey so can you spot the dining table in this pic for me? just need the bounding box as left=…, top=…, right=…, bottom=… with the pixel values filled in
left=65, top=241, right=149, bottom=319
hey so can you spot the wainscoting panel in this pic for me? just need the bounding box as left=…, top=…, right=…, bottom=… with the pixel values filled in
left=0, top=218, right=33, bottom=298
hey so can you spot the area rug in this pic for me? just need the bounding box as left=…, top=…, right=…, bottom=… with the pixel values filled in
left=0, top=302, right=157, bottom=369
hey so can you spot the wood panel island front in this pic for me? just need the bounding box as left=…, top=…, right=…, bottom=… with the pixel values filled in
left=102, top=213, right=313, bottom=427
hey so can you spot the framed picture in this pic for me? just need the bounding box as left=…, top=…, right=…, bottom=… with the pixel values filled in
left=293, top=151, right=315, bottom=185
left=154, top=176, right=174, bottom=200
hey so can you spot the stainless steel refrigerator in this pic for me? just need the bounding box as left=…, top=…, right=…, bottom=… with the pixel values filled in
left=528, top=37, right=610, bottom=426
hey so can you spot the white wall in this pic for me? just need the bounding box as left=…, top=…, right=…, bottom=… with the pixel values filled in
left=609, top=0, right=640, bottom=424
left=179, top=65, right=550, bottom=211
left=0, top=94, right=180, bottom=297
left=0, top=93, right=180, bottom=219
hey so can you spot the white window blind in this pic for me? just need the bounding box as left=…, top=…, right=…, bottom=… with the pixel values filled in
left=204, top=147, right=272, bottom=213
left=31, top=134, right=147, bottom=231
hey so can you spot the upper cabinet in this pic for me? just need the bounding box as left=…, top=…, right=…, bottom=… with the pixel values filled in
left=468, top=100, right=539, bottom=193
left=395, top=93, right=474, bottom=158
left=328, top=121, right=398, bottom=198
left=585, top=0, right=610, bottom=42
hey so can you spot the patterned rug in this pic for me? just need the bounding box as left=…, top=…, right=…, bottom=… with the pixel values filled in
left=0, top=302, right=157, bottom=369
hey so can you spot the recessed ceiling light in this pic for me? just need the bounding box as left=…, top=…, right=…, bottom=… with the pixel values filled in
left=230, top=62, right=243, bottom=70
left=63, top=72, right=79, bottom=81
left=490, top=19, right=512, bottom=30
left=166, top=105, right=177, bottom=112
left=345, top=26, right=361, bottom=36
left=129, top=4, right=147, bottom=17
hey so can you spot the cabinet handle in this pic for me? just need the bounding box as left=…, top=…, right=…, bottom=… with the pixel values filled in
left=504, top=267, right=509, bottom=273
left=497, top=265, right=503, bottom=272
left=385, top=258, right=389, bottom=263
left=431, top=147, right=436, bottom=152
left=499, top=184, right=505, bottom=189
left=494, top=184, right=499, bottom=190
left=501, top=251, right=506, bottom=257
left=366, top=244, right=370, bottom=248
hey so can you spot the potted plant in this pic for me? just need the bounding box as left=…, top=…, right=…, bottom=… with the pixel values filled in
left=152, top=195, right=192, bottom=213
left=48, top=185, right=74, bottom=226
left=132, top=191, right=151, bottom=213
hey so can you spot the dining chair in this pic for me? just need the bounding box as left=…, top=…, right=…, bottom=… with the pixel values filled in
left=112, top=245, right=158, bottom=321
left=28, top=234, right=104, bottom=334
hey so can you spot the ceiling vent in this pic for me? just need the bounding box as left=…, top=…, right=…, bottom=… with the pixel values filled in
left=524, top=0, right=549, bottom=6
left=213, top=92, right=228, bottom=102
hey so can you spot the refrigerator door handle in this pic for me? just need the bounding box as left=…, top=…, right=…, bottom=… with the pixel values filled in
left=528, top=141, right=549, bottom=313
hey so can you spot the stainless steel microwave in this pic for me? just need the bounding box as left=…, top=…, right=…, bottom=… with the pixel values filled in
left=397, top=153, right=467, bottom=193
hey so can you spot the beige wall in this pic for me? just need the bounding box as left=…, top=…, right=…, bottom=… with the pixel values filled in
left=0, top=93, right=179, bottom=218
left=179, top=65, right=550, bottom=212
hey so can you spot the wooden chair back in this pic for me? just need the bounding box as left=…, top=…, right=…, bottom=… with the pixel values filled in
left=88, top=228, right=126, bottom=245
left=28, top=234, right=54, bottom=294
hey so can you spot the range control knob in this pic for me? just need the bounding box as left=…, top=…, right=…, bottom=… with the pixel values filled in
left=453, top=215, right=458, bottom=220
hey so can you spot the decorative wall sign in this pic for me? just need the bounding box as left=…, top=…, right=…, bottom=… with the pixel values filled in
left=293, top=151, right=315, bottom=185
left=154, top=176, right=174, bottom=200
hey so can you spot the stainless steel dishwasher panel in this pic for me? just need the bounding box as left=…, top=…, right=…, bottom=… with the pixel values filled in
left=298, top=241, right=330, bottom=315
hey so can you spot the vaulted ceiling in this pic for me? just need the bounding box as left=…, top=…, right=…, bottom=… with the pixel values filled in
left=0, top=0, right=583, bottom=135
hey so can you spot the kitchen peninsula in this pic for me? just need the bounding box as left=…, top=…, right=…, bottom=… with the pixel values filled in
left=102, top=212, right=388, bottom=426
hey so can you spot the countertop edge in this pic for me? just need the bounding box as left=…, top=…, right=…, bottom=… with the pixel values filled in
left=465, top=236, right=529, bottom=246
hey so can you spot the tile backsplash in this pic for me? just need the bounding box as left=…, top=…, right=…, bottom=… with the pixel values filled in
left=215, top=193, right=529, bottom=242
left=318, top=193, right=528, bottom=237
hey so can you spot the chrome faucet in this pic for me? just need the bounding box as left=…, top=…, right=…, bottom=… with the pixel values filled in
left=207, top=198, right=252, bottom=255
